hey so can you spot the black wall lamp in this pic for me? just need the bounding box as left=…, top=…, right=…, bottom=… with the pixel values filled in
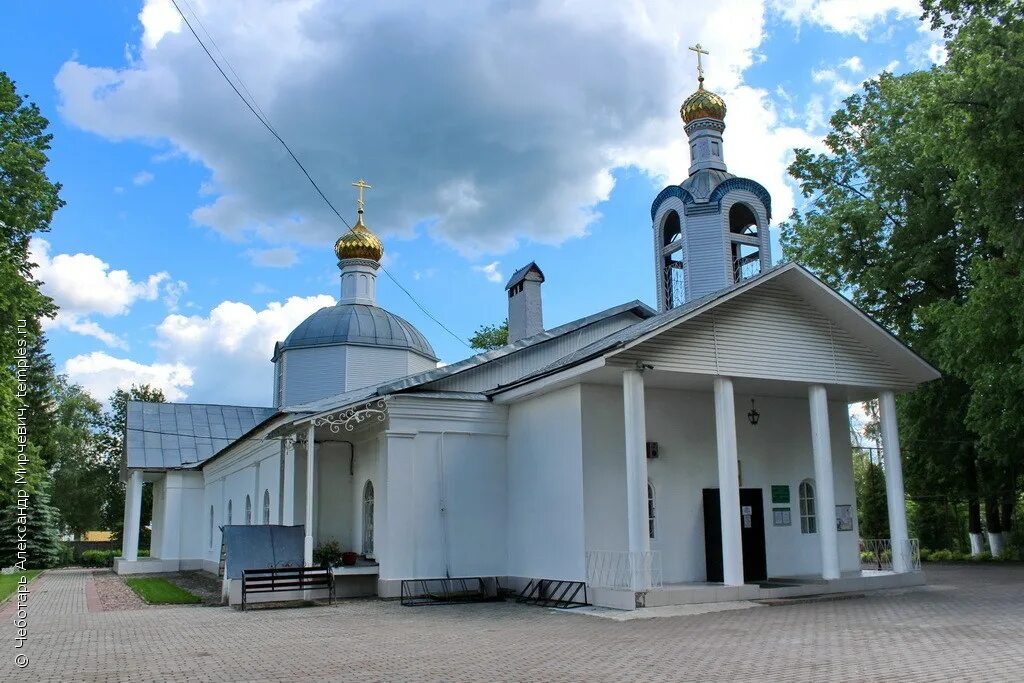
left=747, top=398, right=760, bottom=426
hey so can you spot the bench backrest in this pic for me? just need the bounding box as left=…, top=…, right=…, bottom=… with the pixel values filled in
left=241, top=567, right=333, bottom=593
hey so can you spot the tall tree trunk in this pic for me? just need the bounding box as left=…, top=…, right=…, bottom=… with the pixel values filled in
left=967, top=457, right=984, bottom=556
left=986, top=495, right=1005, bottom=556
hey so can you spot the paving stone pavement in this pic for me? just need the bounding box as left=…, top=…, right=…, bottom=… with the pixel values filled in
left=2, top=564, right=1023, bottom=682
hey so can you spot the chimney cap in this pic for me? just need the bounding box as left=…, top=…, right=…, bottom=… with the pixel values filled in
left=505, top=261, right=545, bottom=290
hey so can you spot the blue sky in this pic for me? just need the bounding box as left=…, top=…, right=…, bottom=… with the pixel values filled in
left=1, top=1, right=943, bottom=406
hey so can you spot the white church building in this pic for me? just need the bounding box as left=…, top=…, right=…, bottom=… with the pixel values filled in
left=115, top=70, right=939, bottom=609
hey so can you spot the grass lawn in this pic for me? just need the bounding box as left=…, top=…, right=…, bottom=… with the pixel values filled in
left=0, top=570, right=42, bottom=603
left=124, top=577, right=202, bottom=605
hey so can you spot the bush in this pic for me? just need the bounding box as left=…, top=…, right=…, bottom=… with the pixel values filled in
left=80, top=549, right=116, bottom=567
left=56, top=543, right=76, bottom=567
left=313, top=540, right=344, bottom=567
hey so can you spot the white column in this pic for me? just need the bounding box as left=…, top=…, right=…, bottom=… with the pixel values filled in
left=808, top=385, right=840, bottom=580
left=124, top=470, right=143, bottom=562
left=303, top=424, right=316, bottom=566
left=120, top=475, right=132, bottom=558
left=159, top=474, right=184, bottom=561
left=623, top=369, right=650, bottom=590
left=713, top=377, right=744, bottom=586
left=282, top=438, right=296, bottom=526
left=879, top=390, right=911, bottom=573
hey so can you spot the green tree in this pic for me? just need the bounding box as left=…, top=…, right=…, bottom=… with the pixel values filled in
left=853, top=449, right=889, bottom=540
left=0, top=478, right=62, bottom=569
left=49, top=377, right=105, bottom=537
left=98, top=385, right=166, bottom=538
left=469, top=320, right=509, bottom=350
left=0, top=72, right=64, bottom=567
left=780, top=68, right=982, bottom=544
left=784, top=1, right=1024, bottom=549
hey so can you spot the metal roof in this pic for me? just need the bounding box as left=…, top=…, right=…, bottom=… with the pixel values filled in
left=488, top=262, right=941, bottom=394
left=276, top=300, right=654, bottom=416
left=505, top=261, right=544, bottom=290
left=125, top=401, right=275, bottom=469
left=274, top=303, right=437, bottom=361
left=679, top=168, right=735, bottom=202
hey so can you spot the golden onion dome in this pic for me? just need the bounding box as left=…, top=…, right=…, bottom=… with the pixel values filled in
left=680, top=81, right=727, bottom=124
left=334, top=212, right=384, bottom=262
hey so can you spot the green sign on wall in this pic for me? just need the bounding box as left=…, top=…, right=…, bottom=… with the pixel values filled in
left=771, top=485, right=790, bottom=505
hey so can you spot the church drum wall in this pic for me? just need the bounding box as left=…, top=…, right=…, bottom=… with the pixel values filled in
left=580, top=385, right=859, bottom=584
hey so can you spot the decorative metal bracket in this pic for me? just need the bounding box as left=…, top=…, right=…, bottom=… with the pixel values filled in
left=312, top=398, right=388, bottom=434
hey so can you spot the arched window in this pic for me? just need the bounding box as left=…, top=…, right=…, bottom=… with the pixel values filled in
left=729, top=203, right=758, bottom=236
left=647, top=481, right=656, bottom=539
left=209, top=506, right=215, bottom=549
left=362, top=480, right=375, bottom=557
left=799, top=479, right=817, bottom=534
left=663, top=210, right=682, bottom=246
left=245, top=495, right=252, bottom=525
left=263, top=489, right=271, bottom=525
left=227, top=499, right=233, bottom=525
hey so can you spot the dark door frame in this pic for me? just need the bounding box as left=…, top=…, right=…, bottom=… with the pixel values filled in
left=702, top=487, right=768, bottom=583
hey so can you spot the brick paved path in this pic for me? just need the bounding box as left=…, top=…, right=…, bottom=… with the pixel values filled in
left=2, top=565, right=1023, bottom=682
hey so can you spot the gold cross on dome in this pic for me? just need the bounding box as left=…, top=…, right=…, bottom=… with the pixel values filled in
left=689, top=43, right=709, bottom=81
left=352, top=178, right=372, bottom=212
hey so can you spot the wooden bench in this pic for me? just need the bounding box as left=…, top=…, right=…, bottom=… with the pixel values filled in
left=240, top=566, right=335, bottom=610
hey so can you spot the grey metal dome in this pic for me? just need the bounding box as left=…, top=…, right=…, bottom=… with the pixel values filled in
left=274, top=303, right=437, bottom=361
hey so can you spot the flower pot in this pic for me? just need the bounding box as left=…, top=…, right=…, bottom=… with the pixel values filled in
left=341, top=552, right=359, bottom=566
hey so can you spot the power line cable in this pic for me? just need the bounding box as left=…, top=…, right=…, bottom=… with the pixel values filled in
left=168, top=0, right=472, bottom=350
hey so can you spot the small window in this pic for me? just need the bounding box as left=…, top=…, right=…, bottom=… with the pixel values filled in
left=227, top=499, right=233, bottom=525
left=729, top=203, right=758, bottom=237
left=647, top=481, right=656, bottom=539
left=263, top=489, right=271, bottom=525
left=245, top=495, right=252, bottom=525
left=663, top=210, right=682, bottom=246
left=209, top=506, right=215, bottom=549
left=799, top=479, right=817, bottom=534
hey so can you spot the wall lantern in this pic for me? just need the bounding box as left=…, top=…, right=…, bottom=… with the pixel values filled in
left=747, top=398, right=760, bottom=426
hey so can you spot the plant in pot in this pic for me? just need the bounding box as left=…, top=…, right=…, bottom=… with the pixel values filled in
left=313, top=540, right=344, bottom=568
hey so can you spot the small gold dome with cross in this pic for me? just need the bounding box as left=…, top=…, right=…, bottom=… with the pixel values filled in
left=681, top=82, right=727, bottom=124
left=334, top=216, right=384, bottom=262
left=335, top=178, right=384, bottom=262
left=681, top=42, right=727, bottom=124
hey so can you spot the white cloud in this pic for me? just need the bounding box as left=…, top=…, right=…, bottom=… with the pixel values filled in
left=473, top=261, right=503, bottom=284
left=132, top=170, right=155, bottom=186
left=138, top=0, right=182, bottom=49
left=55, top=0, right=788, bottom=257
left=152, top=294, right=335, bottom=404
left=841, top=56, right=863, bottom=73
left=246, top=246, right=298, bottom=268
left=162, top=279, right=188, bottom=311
left=30, top=238, right=177, bottom=348
left=811, top=68, right=859, bottom=97
left=64, top=293, right=335, bottom=405
left=771, top=0, right=921, bottom=38
left=805, top=94, right=826, bottom=130
left=908, top=23, right=948, bottom=67
left=64, top=351, right=194, bottom=402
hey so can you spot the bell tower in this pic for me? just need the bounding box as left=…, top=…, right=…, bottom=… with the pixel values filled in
left=650, top=44, right=773, bottom=312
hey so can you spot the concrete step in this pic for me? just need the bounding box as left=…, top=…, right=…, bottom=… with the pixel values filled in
left=756, top=592, right=866, bottom=607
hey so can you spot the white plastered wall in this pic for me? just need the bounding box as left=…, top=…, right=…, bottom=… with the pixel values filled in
left=581, top=384, right=859, bottom=584
left=506, top=385, right=586, bottom=582
left=378, top=397, right=508, bottom=585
